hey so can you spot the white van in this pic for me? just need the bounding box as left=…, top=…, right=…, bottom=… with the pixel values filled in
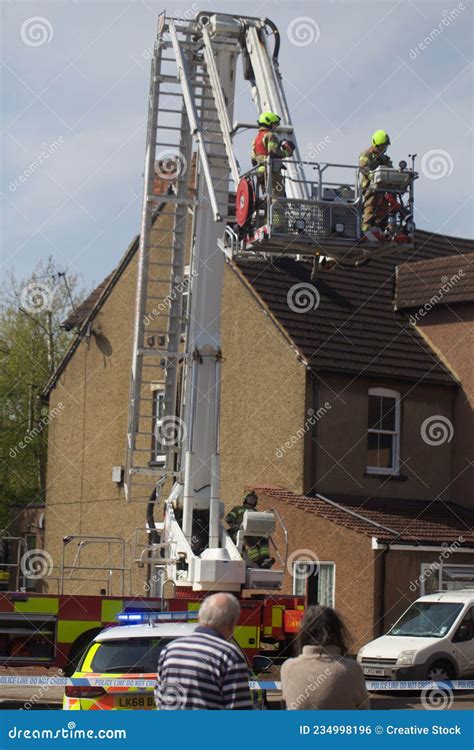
left=357, top=590, right=474, bottom=681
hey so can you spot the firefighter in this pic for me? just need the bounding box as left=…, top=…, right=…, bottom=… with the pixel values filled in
left=226, top=492, right=275, bottom=569
left=359, top=130, right=393, bottom=238
left=252, top=111, right=295, bottom=197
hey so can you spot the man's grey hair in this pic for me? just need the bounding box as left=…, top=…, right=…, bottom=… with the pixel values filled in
left=198, top=593, right=241, bottom=631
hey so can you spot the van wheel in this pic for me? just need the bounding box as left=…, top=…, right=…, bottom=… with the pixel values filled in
left=426, top=661, right=454, bottom=681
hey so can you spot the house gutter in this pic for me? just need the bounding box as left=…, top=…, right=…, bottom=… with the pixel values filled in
left=371, top=538, right=474, bottom=552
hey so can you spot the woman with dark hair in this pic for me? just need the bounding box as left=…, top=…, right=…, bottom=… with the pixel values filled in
left=281, top=606, right=370, bottom=710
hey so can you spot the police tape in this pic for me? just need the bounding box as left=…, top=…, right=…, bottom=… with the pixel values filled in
left=365, top=679, right=474, bottom=691
left=0, top=676, right=473, bottom=691
left=0, top=676, right=278, bottom=690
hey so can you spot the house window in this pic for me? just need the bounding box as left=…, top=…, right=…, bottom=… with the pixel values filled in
left=367, top=388, right=400, bottom=475
left=292, top=561, right=335, bottom=607
left=151, top=387, right=166, bottom=466
left=420, top=563, right=474, bottom=595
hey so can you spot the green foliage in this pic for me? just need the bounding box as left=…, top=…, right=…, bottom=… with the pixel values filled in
left=0, top=258, right=83, bottom=532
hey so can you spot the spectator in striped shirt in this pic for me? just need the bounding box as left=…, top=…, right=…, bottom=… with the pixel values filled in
left=155, top=593, right=252, bottom=710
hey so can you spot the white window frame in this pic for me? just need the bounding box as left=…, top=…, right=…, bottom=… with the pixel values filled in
left=292, top=560, right=335, bottom=607
left=151, top=385, right=166, bottom=466
left=420, top=562, right=474, bottom=596
left=366, top=387, right=401, bottom=476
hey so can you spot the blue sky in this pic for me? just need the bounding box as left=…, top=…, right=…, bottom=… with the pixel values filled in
left=2, top=0, right=473, bottom=293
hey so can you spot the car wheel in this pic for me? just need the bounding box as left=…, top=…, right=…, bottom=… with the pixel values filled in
left=426, top=661, right=454, bottom=681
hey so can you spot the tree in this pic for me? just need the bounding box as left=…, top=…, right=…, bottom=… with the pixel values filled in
left=0, top=258, right=83, bottom=531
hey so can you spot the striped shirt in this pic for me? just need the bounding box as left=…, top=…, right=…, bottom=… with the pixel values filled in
left=155, top=626, right=252, bottom=710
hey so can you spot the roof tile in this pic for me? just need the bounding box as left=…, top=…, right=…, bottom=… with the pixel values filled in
left=235, top=230, right=473, bottom=385
left=248, top=484, right=474, bottom=546
left=395, top=253, right=474, bottom=310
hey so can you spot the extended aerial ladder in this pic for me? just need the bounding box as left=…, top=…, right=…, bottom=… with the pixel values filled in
left=124, top=11, right=416, bottom=595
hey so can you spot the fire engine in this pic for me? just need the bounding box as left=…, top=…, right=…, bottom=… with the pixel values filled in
left=1, top=10, right=417, bottom=673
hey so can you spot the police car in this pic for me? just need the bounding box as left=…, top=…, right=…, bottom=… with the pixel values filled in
left=63, top=611, right=268, bottom=710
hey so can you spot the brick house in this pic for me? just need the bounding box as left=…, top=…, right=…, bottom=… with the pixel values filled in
left=41, top=195, right=474, bottom=647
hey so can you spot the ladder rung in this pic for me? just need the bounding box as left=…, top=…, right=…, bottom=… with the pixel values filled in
left=148, top=260, right=184, bottom=266
left=150, top=228, right=185, bottom=235
left=138, top=349, right=181, bottom=357
left=129, top=467, right=181, bottom=476
left=155, top=141, right=182, bottom=148
left=190, top=95, right=216, bottom=101
left=157, top=74, right=180, bottom=83
left=147, top=194, right=195, bottom=205
left=158, top=90, right=184, bottom=97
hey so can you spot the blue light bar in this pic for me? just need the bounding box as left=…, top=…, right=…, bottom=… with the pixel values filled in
left=116, top=610, right=199, bottom=623
left=117, top=613, right=144, bottom=622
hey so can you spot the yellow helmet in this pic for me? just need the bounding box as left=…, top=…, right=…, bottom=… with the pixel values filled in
left=258, top=111, right=281, bottom=128
left=372, top=129, right=390, bottom=147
